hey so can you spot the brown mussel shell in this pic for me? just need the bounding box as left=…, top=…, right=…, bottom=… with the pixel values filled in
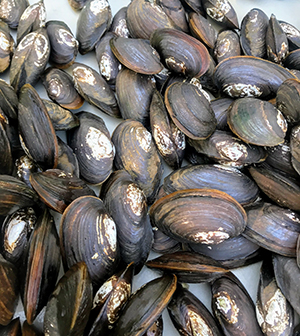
left=168, top=285, right=223, bottom=335
left=240, top=8, right=269, bottom=58
left=165, top=81, right=217, bottom=140
left=22, top=320, right=43, bottom=336
left=266, top=14, right=289, bottom=64
left=87, top=262, right=134, bottom=335
left=256, top=257, right=294, bottom=336
left=111, top=274, right=176, bottom=336
left=214, top=56, right=296, bottom=98
left=249, top=163, right=300, bottom=211
left=146, top=251, right=229, bottom=283
left=100, top=170, right=153, bottom=273
left=276, top=78, right=300, bottom=124
left=60, top=196, right=119, bottom=285
left=110, top=36, right=163, bottom=75
left=151, top=228, right=181, bottom=254
left=41, top=67, right=84, bottom=110
left=149, top=188, right=247, bottom=245
left=71, top=62, right=120, bottom=118
left=95, top=32, right=121, bottom=88
left=10, top=28, right=50, bottom=92
left=126, top=0, right=176, bottom=40
left=150, top=28, right=210, bottom=78
left=0, top=255, right=19, bottom=326
left=162, top=164, right=259, bottom=206
left=227, top=97, right=287, bottom=147
left=244, top=202, right=300, bottom=257
left=21, top=208, right=61, bottom=325
left=42, top=99, right=80, bottom=131
left=44, top=262, right=93, bottom=336
left=202, top=0, right=238, bottom=29
left=0, top=0, right=29, bottom=29
left=188, top=129, right=267, bottom=167
left=68, top=111, right=115, bottom=185
left=68, top=0, right=88, bottom=10
left=214, top=30, right=241, bottom=64
left=211, top=272, right=264, bottom=335
left=0, top=207, right=36, bottom=265
left=46, top=20, right=79, bottom=69
left=150, top=89, right=185, bottom=170
left=109, top=7, right=129, bottom=38
left=0, top=176, right=39, bottom=216
left=115, top=67, right=156, bottom=125
left=188, top=12, right=217, bottom=49
left=112, top=119, right=163, bottom=203
left=76, top=0, right=112, bottom=54
left=0, top=317, right=21, bottom=335
left=159, top=0, right=188, bottom=33
left=29, top=169, right=95, bottom=214
left=0, top=21, right=14, bottom=73
left=273, top=254, right=300, bottom=316
left=18, top=84, right=59, bottom=170
left=16, top=0, right=46, bottom=45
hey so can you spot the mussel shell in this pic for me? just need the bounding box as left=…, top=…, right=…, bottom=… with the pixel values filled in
left=211, top=97, right=233, bottom=130
left=0, top=0, right=29, bottom=29
left=71, top=62, right=120, bottom=118
left=149, top=188, right=247, bottom=245
left=188, top=129, right=267, bottom=167
left=44, top=262, right=93, bottom=336
left=279, top=20, right=300, bottom=51
left=60, top=196, right=119, bottom=285
left=109, top=6, right=129, bottom=38
left=284, top=49, right=300, bottom=71
left=214, top=30, right=241, bottom=64
left=110, top=36, right=163, bottom=75
left=0, top=79, right=18, bottom=120
left=115, top=67, right=156, bottom=125
left=14, top=155, right=38, bottom=188
left=22, top=320, right=42, bottom=336
left=290, top=124, right=300, bottom=175
left=41, top=67, right=84, bottom=110
left=95, top=32, right=121, bottom=88
left=162, top=164, right=259, bottom=205
left=68, top=0, right=88, bottom=10
left=0, top=175, right=39, bottom=216
left=214, top=56, right=296, bottom=98
left=273, top=254, right=300, bottom=316
left=46, top=20, right=79, bottom=69
left=10, top=28, right=50, bottom=92
left=151, top=228, right=181, bottom=254
left=0, top=121, right=12, bottom=175
left=202, top=0, right=238, bottom=29
left=165, top=81, right=216, bottom=140
left=227, top=97, right=287, bottom=147
left=76, top=0, right=112, bottom=54
left=21, top=208, right=61, bottom=325
left=150, top=28, right=210, bottom=78
left=126, top=0, right=176, bottom=40
left=16, top=0, right=46, bottom=45
left=188, top=11, right=217, bottom=49
left=0, top=207, right=36, bottom=265
left=240, top=8, right=268, bottom=58
left=249, top=163, right=300, bottom=211
left=29, top=169, right=95, bottom=213
left=266, top=14, right=289, bottom=64
left=56, top=137, right=80, bottom=178
left=211, top=273, right=264, bottom=335
left=112, top=119, right=163, bottom=203
left=159, top=0, right=188, bottom=33
left=256, top=257, right=294, bottom=336
left=100, top=170, right=153, bottom=273
left=244, top=202, right=300, bottom=257
left=18, top=84, right=59, bottom=170
left=42, top=99, right=79, bottom=131
left=150, top=89, right=185, bottom=170
left=146, top=251, right=229, bottom=283
left=142, top=316, right=163, bottom=336
left=168, top=285, right=223, bottom=335
left=189, top=234, right=261, bottom=269
left=0, top=317, right=21, bottom=335
left=0, top=256, right=19, bottom=326
left=68, top=111, right=115, bottom=185
left=276, top=78, right=300, bottom=124
left=111, top=274, right=176, bottom=336
left=0, top=21, right=14, bottom=73
left=181, top=0, right=204, bottom=15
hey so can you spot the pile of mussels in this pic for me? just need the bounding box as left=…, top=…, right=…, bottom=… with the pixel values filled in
left=2, top=0, right=300, bottom=334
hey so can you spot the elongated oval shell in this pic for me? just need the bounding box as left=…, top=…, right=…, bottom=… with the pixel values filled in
left=0, top=0, right=29, bottom=29
left=149, top=189, right=247, bottom=245
left=60, top=196, right=119, bottom=285
left=214, top=56, right=296, bottom=98
left=0, top=21, right=14, bottom=73
left=214, top=30, right=241, bottom=64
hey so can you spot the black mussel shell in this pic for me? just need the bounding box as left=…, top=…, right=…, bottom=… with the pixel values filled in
left=109, top=7, right=129, bottom=38
left=214, top=30, right=241, bottom=64
left=280, top=20, right=300, bottom=51
left=0, top=21, right=14, bottom=73
left=290, top=124, right=300, bottom=175
left=14, top=154, right=38, bottom=188
left=0, top=0, right=29, bottom=29
left=0, top=121, right=12, bottom=175
left=159, top=0, right=188, bottom=33
left=0, top=79, right=18, bottom=120
left=56, top=137, right=80, bottom=178
left=211, top=97, right=233, bottom=130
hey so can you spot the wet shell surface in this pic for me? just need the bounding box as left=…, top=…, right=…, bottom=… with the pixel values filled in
left=149, top=188, right=247, bottom=245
